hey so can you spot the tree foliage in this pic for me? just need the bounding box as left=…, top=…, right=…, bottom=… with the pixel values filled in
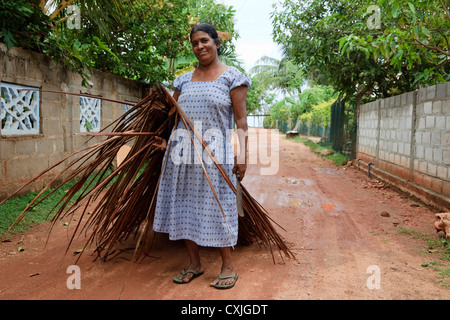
left=299, top=99, right=333, bottom=130
left=266, top=85, right=337, bottom=128
left=47, top=0, right=192, bottom=86
left=271, top=0, right=450, bottom=107
left=250, top=56, right=304, bottom=95
left=0, top=0, right=51, bottom=50
left=268, top=98, right=291, bottom=123
left=1, top=0, right=242, bottom=87
left=290, top=85, right=337, bottom=121
left=339, top=0, right=450, bottom=87
left=246, top=77, right=265, bottom=115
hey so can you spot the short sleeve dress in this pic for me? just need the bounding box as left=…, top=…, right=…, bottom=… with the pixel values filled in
left=153, top=66, right=251, bottom=247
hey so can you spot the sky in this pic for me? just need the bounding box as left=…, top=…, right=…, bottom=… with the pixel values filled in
left=220, top=0, right=283, bottom=73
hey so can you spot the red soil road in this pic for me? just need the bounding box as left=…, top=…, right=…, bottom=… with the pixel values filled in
left=0, top=129, right=449, bottom=300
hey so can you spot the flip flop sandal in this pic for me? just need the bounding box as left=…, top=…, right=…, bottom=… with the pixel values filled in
left=173, top=269, right=204, bottom=284
left=212, top=273, right=238, bottom=289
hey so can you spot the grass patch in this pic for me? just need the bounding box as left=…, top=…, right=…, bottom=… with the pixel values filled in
left=287, top=136, right=350, bottom=166
left=437, top=268, right=450, bottom=289
left=0, top=160, right=153, bottom=240
left=0, top=179, right=78, bottom=238
left=396, top=227, right=428, bottom=240
left=397, top=227, right=450, bottom=288
left=0, top=166, right=120, bottom=239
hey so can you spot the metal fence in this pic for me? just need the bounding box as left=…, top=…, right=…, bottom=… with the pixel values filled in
left=276, top=99, right=355, bottom=156
left=275, top=120, right=329, bottom=137
left=329, top=99, right=355, bottom=156
left=330, top=99, right=345, bottom=152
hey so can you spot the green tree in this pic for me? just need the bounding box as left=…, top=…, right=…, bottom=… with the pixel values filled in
left=1, top=0, right=242, bottom=86
left=339, top=0, right=450, bottom=87
left=268, top=98, right=291, bottom=123
left=0, top=0, right=51, bottom=50
left=281, top=85, right=337, bottom=123
left=271, top=0, right=449, bottom=156
left=250, top=56, right=304, bottom=95
left=40, top=0, right=192, bottom=86
left=271, top=0, right=449, bottom=107
left=299, top=99, right=334, bottom=135
left=246, top=77, right=265, bottom=115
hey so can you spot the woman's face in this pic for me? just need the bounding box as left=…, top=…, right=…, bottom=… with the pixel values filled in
left=191, top=31, right=219, bottom=65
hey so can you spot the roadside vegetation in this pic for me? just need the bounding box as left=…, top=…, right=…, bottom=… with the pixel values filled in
left=286, top=136, right=351, bottom=166
left=0, top=180, right=77, bottom=238
left=397, top=227, right=450, bottom=289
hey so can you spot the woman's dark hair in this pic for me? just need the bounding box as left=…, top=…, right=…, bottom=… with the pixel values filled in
left=190, top=23, right=221, bottom=55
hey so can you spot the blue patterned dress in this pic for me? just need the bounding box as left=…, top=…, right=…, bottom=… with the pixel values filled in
left=153, top=67, right=251, bottom=247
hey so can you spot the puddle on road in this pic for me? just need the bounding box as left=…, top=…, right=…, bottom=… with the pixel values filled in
left=276, top=177, right=339, bottom=211
left=284, top=178, right=313, bottom=186
left=285, top=178, right=304, bottom=185
left=290, top=199, right=314, bottom=207
left=288, top=199, right=337, bottom=211
left=321, top=203, right=337, bottom=211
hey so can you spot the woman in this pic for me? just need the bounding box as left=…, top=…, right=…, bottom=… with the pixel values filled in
left=153, top=23, right=251, bottom=289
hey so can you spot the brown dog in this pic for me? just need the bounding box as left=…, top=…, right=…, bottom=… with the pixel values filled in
left=434, top=212, right=450, bottom=242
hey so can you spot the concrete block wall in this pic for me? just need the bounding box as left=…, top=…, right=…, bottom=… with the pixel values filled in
left=0, top=44, right=145, bottom=198
left=356, top=82, right=450, bottom=211
left=377, top=92, right=415, bottom=180
left=356, top=100, right=378, bottom=158
left=414, top=84, right=450, bottom=198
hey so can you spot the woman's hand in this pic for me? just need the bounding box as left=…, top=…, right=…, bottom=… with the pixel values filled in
left=233, top=153, right=247, bottom=181
left=233, top=161, right=247, bottom=181
left=154, top=136, right=167, bottom=151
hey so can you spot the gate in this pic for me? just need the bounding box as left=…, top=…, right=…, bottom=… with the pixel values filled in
left=330, top=99, right=345, bottom=153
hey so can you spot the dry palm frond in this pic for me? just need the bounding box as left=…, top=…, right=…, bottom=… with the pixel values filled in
left=1, top=84, right=294, bottom=262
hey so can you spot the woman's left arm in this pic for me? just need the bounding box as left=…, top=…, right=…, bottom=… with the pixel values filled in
left=231, top=85, right=249, bottom=180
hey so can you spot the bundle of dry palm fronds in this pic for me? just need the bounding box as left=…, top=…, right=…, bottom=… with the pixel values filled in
left=1, top=84, right=294, bottom=262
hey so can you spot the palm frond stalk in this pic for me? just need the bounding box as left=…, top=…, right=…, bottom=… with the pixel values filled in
left=1, top=85, right=294, bottom=263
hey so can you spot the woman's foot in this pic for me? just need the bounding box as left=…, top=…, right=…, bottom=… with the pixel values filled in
left=210, top=265, right=238, bottom=289
left=173, top=264, right=204, bottom=284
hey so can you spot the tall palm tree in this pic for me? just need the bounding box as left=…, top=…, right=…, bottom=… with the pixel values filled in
left=218, top=46, right=245, bottom=73
left=250, top=56, right=304, bottom=95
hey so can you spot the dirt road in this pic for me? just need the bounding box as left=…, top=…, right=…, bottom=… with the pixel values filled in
left=0, top=129, right=448, bottom=300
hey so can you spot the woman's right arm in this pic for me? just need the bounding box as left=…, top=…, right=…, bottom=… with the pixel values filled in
left=154, top=89, right=180, bottom=151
